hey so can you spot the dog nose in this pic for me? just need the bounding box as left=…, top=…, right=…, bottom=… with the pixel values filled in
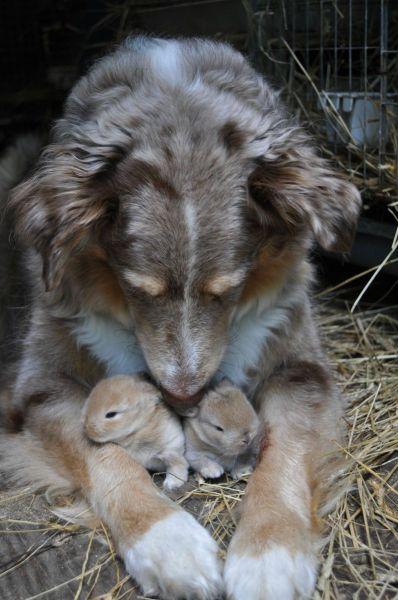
left=162, top=388, right=204, bottom=411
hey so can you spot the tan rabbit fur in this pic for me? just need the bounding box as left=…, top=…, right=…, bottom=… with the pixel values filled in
left=84, top=375, right=188, bottom=491
left=184, top=380, right=260, bottom=479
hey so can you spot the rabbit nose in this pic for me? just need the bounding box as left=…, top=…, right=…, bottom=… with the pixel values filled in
left=242, top=432, right=251, bottom=445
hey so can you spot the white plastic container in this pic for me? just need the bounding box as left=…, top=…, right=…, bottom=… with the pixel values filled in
left=320, top=92, right=382, bottom=148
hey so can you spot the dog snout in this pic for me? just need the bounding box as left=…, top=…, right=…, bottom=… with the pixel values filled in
left=162, top=387, right=205, bottom=412
left=160, top=370, right=204, bottom=404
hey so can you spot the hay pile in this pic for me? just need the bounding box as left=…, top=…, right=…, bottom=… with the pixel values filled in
left=315, top=291, right=398, bottom=598
left=1, top=288, right=398, bottom=598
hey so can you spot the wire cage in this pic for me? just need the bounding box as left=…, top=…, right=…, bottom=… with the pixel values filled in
left=247, top=0, right=398, bottom=209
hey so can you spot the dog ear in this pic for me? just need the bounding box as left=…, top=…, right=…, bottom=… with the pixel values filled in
left=9, top=143, right=118, bottom=290
left=248, top=136, right=362, bottom=252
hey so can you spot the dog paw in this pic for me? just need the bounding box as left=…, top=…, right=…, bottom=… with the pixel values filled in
left=123, top=511, right=223, bottom=599
left=224, top=544, right=318, bottom=600
left=200, top=463, right=224, bottom=480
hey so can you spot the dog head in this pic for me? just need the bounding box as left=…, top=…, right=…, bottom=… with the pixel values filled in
left=10, top=38, right=361, bottom=407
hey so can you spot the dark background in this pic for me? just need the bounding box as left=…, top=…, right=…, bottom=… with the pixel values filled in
left=0, top=0, right=248, bottom=145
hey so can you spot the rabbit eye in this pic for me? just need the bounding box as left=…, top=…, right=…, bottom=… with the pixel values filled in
left=105, top=411, right=118, bottom=419
left=214, top=425, right=224, bottom=432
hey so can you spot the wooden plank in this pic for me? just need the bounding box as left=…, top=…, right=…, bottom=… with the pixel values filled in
left=0, top=487, right=139, bottom=600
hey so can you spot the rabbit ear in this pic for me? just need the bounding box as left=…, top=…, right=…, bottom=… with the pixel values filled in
left=216, top=377, right=232, bottom=387
left=214, top=378, right=235, bottom=393
left=181, top=406, right=199, bottom=418
left=153, top=394, right=164, bottom=405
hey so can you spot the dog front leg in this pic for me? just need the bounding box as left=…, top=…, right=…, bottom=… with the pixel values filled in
left=224, top=363, right=345, bottom=600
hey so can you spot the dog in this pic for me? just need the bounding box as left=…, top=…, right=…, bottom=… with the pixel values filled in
left=0, top=37, right=361, bottom=599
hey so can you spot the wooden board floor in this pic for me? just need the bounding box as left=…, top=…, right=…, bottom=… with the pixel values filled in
left=0, top=476, right=215, bottom=600
left=0, top=486, right=139, bottom=600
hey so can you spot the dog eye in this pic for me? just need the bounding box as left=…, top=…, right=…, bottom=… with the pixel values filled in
left=213, top=424, right=224, bottom=432
left=105, top=411, right=118, bottom=419
left=205, top=293, right=224, bottom=305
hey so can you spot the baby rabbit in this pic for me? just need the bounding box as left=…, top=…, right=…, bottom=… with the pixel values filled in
left=184, top=379, right=260, bottom=480
left=84, top=375, right=189, bottom=491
